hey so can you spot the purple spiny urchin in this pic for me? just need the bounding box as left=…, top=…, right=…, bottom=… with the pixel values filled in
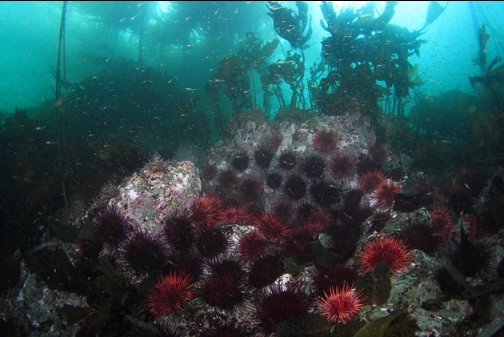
left=266, top=173, right=283, bottom=190
left=249, top=254, right=285, bottom=288
left=283, top=174, right=307, bottom=201
left=232, top=152, right=249, bottom=172
left=309, top=180, right=340, bottom=208
left=94, top=205, right=130, bottom=248
left=450, top=227, right=493, bottom=277
left=202, top=163, right=218, bottom=181
left=199, top=259, right=245, bottom=310
left=196, top=228, right=228, bottom=258
left=303, top=154, right=326, bottom=179
left=254, top=147, right=274, bottom=169
left=272, top=201, right=294, bottom=223
left=310, top=263, right=358, bottom=296
left=402, top=221, right=440, bottom=256
left=238, top=177, right=263, bottom=202
left=164, top=214, right=194, bottom=252
left=278, top=151, right=297, bottom=170
left=256, top=284, right=310, bottom=333
left=120, top=230, right=168, bottom=275
left=330, top=153, right=356, bottom=179
left=218, top=169, right=238, bottom=190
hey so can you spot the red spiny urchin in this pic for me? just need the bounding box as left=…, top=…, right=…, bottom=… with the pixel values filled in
left=146, top=270, right=195, bottom=318
left=465, top=214, right=489, bottom=238
left=302, top=218, right=327, bottom=236
left=237, top=230, right=267, bottom=261
left=358, top=235, right=410, bottom=274
left=358, top=169, right=387, bottom=194
left=312, top=128, right=339, bottom=154
left=217, top=205, right=255, bottom=226
left=372, top=179, right=402, bottom=207
left=254, top=213, right=290, bottom=242
left=315, top=283, right=366, bottom=324
left=330, top=153, right=356, bottom=179
left=191, top=194, right=222, bottom=231
left=430, top=205, right=455, bottom=242
left=256, top=284, right=310, bottom=333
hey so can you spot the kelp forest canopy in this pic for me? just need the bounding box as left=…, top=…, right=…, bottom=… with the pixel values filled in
left=207, top=1, right=425, bottom=125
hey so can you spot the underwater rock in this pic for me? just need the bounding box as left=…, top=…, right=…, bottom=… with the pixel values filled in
left=108, top=158, right=201, bottom=238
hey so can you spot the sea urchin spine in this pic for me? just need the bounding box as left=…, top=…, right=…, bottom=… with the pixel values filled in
left=315, top=283, right=366, bottom=323
left=146, top=270, right=195, bottom=318
left=358, top=234, right=410, bottom=274
left=312, top=129, right=339, bottom=154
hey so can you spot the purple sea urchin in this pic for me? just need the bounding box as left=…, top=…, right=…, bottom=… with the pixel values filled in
left=120, top=230, right=168, bottom=275
left=303, top=154, right=326, bottom=179
left=284, top=174, right=307, bottom=201
left=94, top=206, right=130, bottom=248
left=279, top=151, right=297, bottom=170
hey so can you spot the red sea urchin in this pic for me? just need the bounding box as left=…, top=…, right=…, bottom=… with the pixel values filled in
left=146, top=270, right=195, bottom=318
left=217, top=205, right=255, bottom=226
left=358, top=169, right=387, bottom=194
left=237, top=230, right=267, bottom=261
left=358, top=235, right=410, bottom=274
left=254, top=213, right=290, bottom=242
left=315, top=283, right=366, bottom=324
left=372, top=179, right=402, bottom=207
left=312, top=128, right=339, bottom=154
left=191, top=194, right=222, bottom=231
left=430, top=205, right=455, bottom=242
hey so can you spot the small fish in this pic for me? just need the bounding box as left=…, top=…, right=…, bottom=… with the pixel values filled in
left=35, top=126, right=46, bottom=130
left=27, top=239, right=60, bottom=254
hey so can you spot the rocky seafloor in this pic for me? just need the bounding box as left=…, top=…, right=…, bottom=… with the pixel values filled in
left=1, top=112, right=504, bottom=337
